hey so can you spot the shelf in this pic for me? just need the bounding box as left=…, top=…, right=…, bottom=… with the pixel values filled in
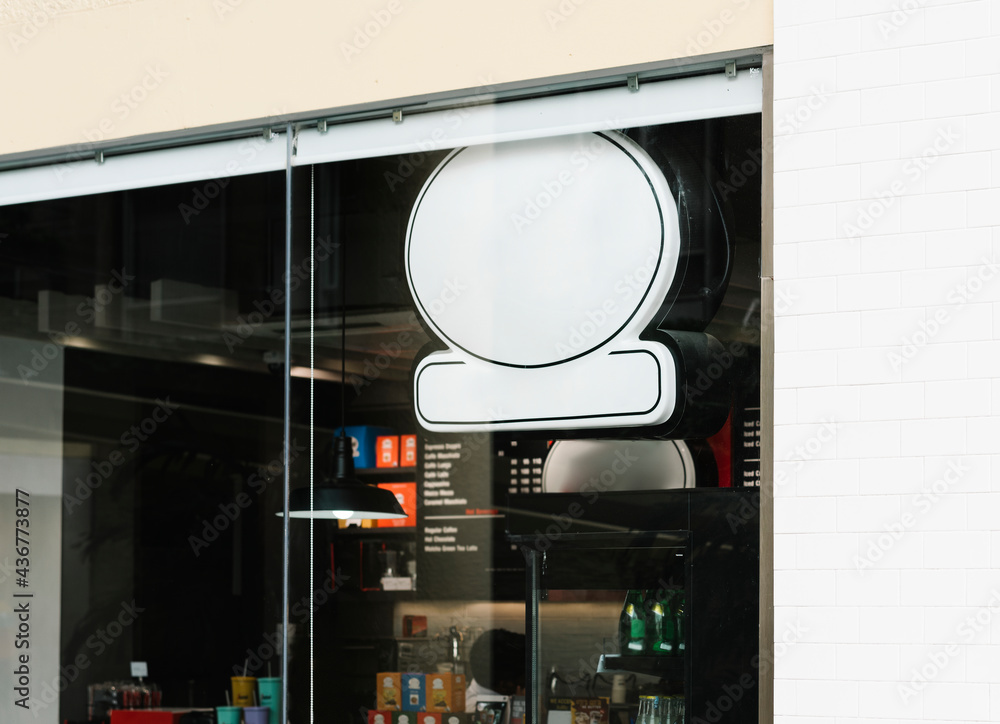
left=597, top=654, right=684, bottom=679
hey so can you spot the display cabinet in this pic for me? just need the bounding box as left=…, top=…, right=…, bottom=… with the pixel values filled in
left=506, top=489, right=759, bottom=724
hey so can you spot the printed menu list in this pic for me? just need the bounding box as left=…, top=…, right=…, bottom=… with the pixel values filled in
left=421, top=441, right=470, bottom=554
left=417, top=433, right=498, bottom=599
left=734, top=348, right=761, bottom=488
left=737, top=409, right=761, bottom=487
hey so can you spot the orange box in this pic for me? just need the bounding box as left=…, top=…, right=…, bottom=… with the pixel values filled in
left=376, top=436, right=399, bottom=468
left=376, top=672, right=402, bottom=711
left=403, top=614, right=428, bottom=637
left=426, top=672, right=466, bottom=713
left=377, top=482, right=417, bottom=528
left=401, top=434, right=418, bottom=466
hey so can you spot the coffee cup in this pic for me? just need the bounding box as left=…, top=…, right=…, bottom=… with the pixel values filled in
left=231, top=676, right=256, bottom=707
left=244, top=705, right=269, bottom=724
left=217, top=706, right=242, bottom=724
left=258, top=678, right=281, bottom=724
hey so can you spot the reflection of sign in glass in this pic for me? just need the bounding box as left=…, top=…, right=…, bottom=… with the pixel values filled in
left=406, top=132, right=727, bottom=436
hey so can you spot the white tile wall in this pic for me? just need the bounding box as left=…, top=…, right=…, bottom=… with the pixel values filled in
left=859, top=9, right=926, bottom=51
left=899, top=42, right=966, bottom=84
left=860, top=307, right=927, bottom=347
left=798, top=239, right=863, bottom=278
left=859, top=233, right=925, bottom=273
left=773, top=1, right=1000, bottom=720
left=798, top=18, right=862, bottom=59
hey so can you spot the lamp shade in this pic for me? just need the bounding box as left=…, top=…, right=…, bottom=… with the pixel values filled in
left=287, top=436, right=408, bottom=520
left=288, top=481, right=407, bottom=520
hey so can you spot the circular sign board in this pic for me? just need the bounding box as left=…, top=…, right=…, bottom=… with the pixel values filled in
left=406, top=132, right=680, bottom=368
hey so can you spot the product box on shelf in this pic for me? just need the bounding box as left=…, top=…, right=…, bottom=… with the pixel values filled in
left=377, top=672, right=402, bottom=711
left=369, top=712, right=392, bottom=724
left=377, top=435, right=400, bottom=468
left=337, top=426, right=394, bottom=469
left=426, top=672, right=465, bottom=713
left=401, top=434, right=418, bottom=466
left=403, top=614, right=428, bottom=637
left=569, top=699, right=609, bottom=724
left=402, top=673, right=426, bottom=711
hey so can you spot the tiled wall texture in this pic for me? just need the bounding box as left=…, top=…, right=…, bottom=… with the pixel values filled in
left=773, top=0, right=1000, bottom=721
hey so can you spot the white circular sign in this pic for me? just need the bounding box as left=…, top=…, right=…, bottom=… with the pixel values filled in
left=406, top=132, right=679, bottom=367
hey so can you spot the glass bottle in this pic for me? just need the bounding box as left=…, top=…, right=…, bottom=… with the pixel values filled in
left=618, top=590, right=647, bottom=655
left=674, top=592, right=686, bottom=654
left=637, top=695, right=657, bottom=724
left=648, top=589, right=677, bottom=655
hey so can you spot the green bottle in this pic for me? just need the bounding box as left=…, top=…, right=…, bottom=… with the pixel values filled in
left=618, top=590, right=647, bottom=655
left=649, top=590, right=677, bottom=655
left=674, top=591, right=686, bottom=654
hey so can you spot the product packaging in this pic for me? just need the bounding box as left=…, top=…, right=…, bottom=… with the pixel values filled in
left=426, top=672, right=465, bottom=712
left=377, top=435, right=400, bottom=468
left=402, top=673, right=426, bottom=711
left=401, top=434, right=418, bottom=466
left=337, top=426, right=394, bottom=468
left=376, top=672, right=402, bottom=711
left=402, top=615, right=428, bottom=637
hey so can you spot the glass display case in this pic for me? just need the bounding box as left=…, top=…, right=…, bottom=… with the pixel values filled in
left=506, top=489, right=759, bottom=724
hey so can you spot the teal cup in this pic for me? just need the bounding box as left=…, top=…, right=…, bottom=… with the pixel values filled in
left=258, top=678, right=281, bottom=724
left=217, top=706, right=242, bottom=724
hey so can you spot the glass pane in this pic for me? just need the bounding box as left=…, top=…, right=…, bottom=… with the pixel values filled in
left=0, top=171, right=289, bottom=722
left=286, top=107, right=761, bottom=724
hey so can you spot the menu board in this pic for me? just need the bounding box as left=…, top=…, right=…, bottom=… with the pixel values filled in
left=733, top=348, right=761, bottom=488
left=417, top=432, right=505, bottom=599
left=415, top=433, right=548, bottom=599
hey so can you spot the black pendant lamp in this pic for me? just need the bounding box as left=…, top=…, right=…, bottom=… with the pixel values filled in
left=287, top=220, right=406, bottom=521
left=287, top=435, right=406, bottom=520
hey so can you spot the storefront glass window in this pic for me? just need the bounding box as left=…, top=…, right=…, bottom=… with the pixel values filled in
left=0, top=70, right=762, bottom=724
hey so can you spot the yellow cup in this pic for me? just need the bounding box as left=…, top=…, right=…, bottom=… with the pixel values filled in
left=231, top=676, right=256, bottom=707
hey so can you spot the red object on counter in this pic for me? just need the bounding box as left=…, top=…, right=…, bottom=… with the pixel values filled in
left=109, top=710, right=187, bottom=724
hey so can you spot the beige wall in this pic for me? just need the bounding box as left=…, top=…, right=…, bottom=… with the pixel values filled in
left=0, top=0, right=771, bottom=158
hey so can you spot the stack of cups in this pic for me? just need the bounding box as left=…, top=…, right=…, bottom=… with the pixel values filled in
left=221, top=675, right=273, bottom=724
